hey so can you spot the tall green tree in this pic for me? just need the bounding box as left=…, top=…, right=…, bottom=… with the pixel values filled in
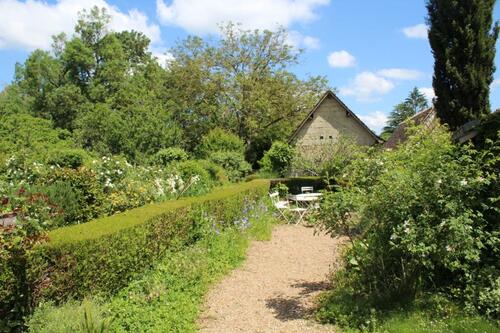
left=11, top=6, right=182, bottom=161
left=427, top=0, right=498, bottom=130
left=166, top=23, right=328, bottom=163
left=382, top=87, right=429, bottom=137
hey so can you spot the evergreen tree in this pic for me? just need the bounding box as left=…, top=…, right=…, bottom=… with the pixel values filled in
left=427, top=0, right=498, bottom=130
left=382, top=87, right=429, bottom=136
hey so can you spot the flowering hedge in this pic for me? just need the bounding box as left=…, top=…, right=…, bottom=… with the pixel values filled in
left=315, top=125, right=499, bottom=328
left=25, top=180, right=269, bottom=303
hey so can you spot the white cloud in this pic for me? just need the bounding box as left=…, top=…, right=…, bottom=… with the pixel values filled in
left=359, top=111, right=388, bottom=133
left=419, top=87, right=435, bottom=102
left=0, top=0, right=161, bottom=51
left=156, top=0, right=329, bottom=34
left=377, top=68, right=423, bottom=80
left=152, top=49, right=175, bottom=68
left=287, top=31, right=320, bottom=50
left=302, top=35, right=321, bottom=49
left=340, top=71, right=395, bottom=102
left=327, top=50, right=356, bottom=68
left=402, top=23, right=428, bottom=39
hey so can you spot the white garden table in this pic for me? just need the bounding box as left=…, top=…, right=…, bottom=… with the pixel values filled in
left=287, top=193, right=322, bottom=223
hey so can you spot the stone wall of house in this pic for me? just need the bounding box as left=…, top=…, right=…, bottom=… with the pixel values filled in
left=292, top=95, right=377, bottom=155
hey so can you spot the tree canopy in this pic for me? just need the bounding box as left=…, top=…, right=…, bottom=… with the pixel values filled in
left=427, top=0, right=498, bottom=130
left=1, top=8, right=328, bottom=165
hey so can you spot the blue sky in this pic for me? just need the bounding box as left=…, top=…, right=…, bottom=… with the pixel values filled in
left=1, top=0, right=499, bottom=134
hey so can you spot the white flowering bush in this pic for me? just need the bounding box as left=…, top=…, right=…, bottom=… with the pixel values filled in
left=316, top=124, right=500, bottom=325
left=92, top=156, right=130, bottom=191
left=2, top=154, right=46, bottom=186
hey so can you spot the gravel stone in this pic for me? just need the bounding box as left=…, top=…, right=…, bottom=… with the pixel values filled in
left=199, top=224, right=342, bottom=333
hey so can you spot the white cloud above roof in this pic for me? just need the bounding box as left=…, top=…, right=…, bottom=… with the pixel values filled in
left=340, top=71, right=395, bottom=102
left=156, top=0, right=329, bottom=34
left=359, top=111, right=388, bottom=133
left=0, top=0, right=161, bottom=51
left=402, top=23, right=428, bottom=39
left=327, top=50, right=356, bottom=68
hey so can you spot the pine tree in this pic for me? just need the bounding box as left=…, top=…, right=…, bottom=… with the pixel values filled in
left=382, top=87, right=429, bottom=136
left=427, top=0, right=498, bottom=130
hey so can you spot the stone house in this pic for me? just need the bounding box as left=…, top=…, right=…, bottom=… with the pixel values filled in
left=288, top=90, right=381, bottom=155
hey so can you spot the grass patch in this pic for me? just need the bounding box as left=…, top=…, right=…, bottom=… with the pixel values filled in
left=26, top=212, right=277, bottom=332
left=25, top=299, right=109, bottom=333
left=316, top=289, right=500, bottom=333
left=373, top=310, right=499, bottom=333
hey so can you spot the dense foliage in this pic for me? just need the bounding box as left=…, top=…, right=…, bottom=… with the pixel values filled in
left=258, top=141, right=295, bottom=177
left=427, top=0, right=498, bottom=130
left=315, top=125, right=499, bottom=329
left=196, top=129, right=251, bottom=181
left=0, top=7, right=326, bottom=166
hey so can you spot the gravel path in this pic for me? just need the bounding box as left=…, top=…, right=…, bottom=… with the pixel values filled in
left=199, top=224, right=341, bottom=333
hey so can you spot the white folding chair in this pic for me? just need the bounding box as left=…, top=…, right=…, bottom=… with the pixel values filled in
left=301, top=186, right=314, bottom=194
left=269, top=192, right=307, bottom=224
left=269, top=192, right=290, bottom=222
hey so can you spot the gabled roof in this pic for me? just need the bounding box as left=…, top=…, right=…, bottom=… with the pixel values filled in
left=383, top=106, right=436, bottom=149
left=288, top=90, right=382, bottom=144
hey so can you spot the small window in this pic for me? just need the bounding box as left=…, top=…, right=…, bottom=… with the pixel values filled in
left=320, top=135, right=324, bottom=140
left=329, top=135, right=333, bottom=139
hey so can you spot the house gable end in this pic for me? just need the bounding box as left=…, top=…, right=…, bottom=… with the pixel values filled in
left=289, top=91, right=381, bottom=146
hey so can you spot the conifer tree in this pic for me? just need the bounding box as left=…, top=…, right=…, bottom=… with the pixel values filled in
left=427, top=0, right=498, bottom=130
left=382, top=87, right=429, bottom=137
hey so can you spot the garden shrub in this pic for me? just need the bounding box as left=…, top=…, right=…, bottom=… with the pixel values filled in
left=91, top=156, right=129, bottom=190
left=2, top=153, right=46, bottom=185
left=21, top=180, right=269, bottom=308
left=209, top=151, right=251, bottom=182
left=38, top=181, right=83, bottom=228
left=172, top=160, right=212, bottom=196
left=41, top=167, right=105, bottom=224
left=259, top=141, right=295, bottom=177
left=0, top=187, right=52, bottom=332
left=198, top=159, right=228, bottom=184
left=316, top=125, right=500, bottom=327
left=196, top=128, right=245, bottom=158
left=292, top=136, right=367, bottom=180
left=151, top=147, right=189, bottom=166
left=46, top=148, right=89, bottom=169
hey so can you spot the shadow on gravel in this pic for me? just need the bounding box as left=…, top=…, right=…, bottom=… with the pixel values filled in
left=291, top=281, right=330, bottom=296
left=265, top=279, right=331, bottom=321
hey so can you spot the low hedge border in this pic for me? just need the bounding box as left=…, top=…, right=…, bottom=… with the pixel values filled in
left=25, top=179, right=270, bottom=306
left=270, top=177, right=326, bottom=194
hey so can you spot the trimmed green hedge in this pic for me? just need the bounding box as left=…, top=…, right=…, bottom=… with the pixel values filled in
left=25, top=180, right=269, bottom=305
left=270, top=177, right=326, bottom=194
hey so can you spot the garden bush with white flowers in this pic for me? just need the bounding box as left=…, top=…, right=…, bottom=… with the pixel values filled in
left=0, top=153, right=226, bottom=230
left=315, top=124, right=500, bottom=329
